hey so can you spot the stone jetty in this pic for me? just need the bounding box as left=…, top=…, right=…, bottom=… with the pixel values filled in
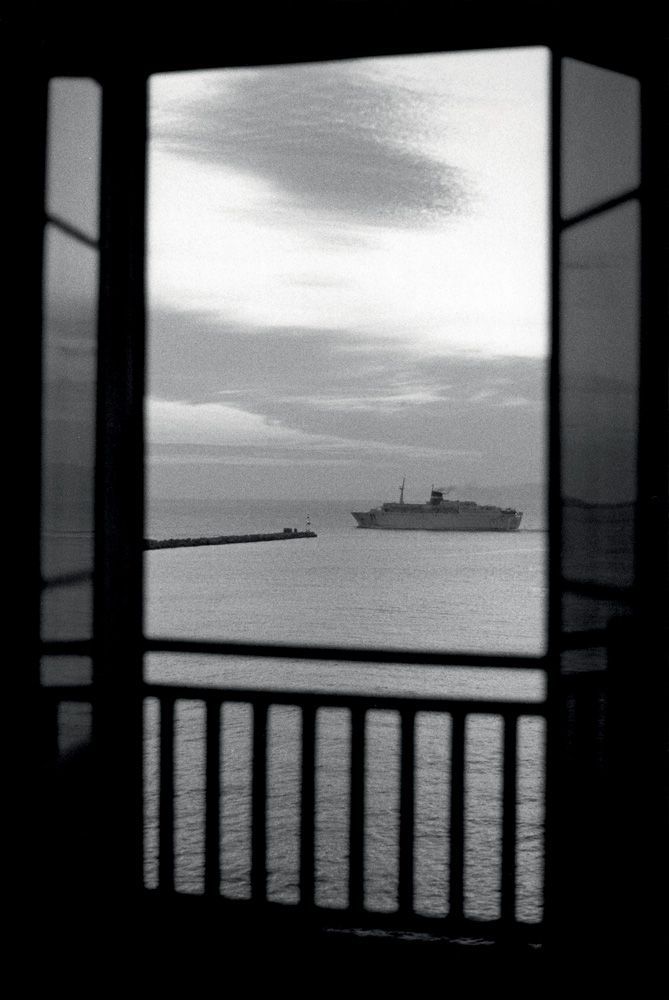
left=144, top=528, right=317, bottom=550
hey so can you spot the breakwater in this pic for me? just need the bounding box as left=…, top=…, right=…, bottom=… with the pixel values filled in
left=145, top=528, right=317, bottom=550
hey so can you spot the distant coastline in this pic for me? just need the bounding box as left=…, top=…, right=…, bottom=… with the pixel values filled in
left=562, top=496, right=635, bottom=509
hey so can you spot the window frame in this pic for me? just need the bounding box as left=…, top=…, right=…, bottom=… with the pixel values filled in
left=20, top=12, right=668, bottom=964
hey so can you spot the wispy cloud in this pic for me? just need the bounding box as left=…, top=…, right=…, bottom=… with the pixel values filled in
left=276, top=387, right=445, bottom=411
left=147, top=397, right=471, bottom=460
left=151, top=61, right=470, bottom=229
left=149, top=52, right=548, bottom=357
left=146, top=305, right=545, bottom=488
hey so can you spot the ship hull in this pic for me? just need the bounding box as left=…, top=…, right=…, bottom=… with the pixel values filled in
left=351, top=510, right=522, bottom=531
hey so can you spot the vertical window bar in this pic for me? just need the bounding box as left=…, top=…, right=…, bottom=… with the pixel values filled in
left=398, top=707, right=416, bottom=915
left=349, top=706, right=366, bottom=913
left=637, top=39, right=669, bottom=868
left=158, top=695, right=175, bottom=893
left=26, top=79, right=48, bottom=868
left=543, top=46, right=564, bottom=944
left=573, top=679, right=595, bottom=767
left=299, top=704, right=316, bottom=909
left=204, top=699, right=221, bottom=896
left=39, top=696, right=60, bottom=766
left=635, top=47, right=669, bottom=937
left=501, top=713, right=518, bottom=924
left=449, top=710, right=466, bottom=920
left=251, top=701, right=268, bottom=903
left=94, top=70, right=146, bottom=899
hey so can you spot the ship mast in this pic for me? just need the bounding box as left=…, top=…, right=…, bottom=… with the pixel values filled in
left=399, top=477, right=405, bottom=504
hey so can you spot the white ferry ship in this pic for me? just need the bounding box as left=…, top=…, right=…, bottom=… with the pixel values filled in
left=351, top=481, right=522, bottom=532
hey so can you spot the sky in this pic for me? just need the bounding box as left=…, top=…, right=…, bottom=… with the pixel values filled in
left=147, top=48, right=549, bottom=502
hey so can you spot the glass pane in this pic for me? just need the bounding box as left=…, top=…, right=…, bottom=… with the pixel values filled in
left=41, top=224, right=98, bottom=642
left=560, top=201, right=639, bottom=594
left=41, top=656, right=93, bottom=686
left=46, top=77, right=101, bottom=240
left=562, top=59, right=640, bottom=218
left=57, top=702, right=93, bottom=759
left=561, top=202, right=639, bottom=509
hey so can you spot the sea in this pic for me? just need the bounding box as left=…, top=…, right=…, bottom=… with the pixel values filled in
left=143, top=497, right=548, bottom=926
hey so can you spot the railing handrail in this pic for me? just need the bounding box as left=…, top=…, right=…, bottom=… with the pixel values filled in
left=40, top=682, right=547, bottom=714
left=142, top=683, right=547, bottom=714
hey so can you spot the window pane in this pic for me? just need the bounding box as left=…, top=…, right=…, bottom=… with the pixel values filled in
left=41, top=656, right=93, bottom=687
left=41, top=224, right=98, bottom=642
left=561, top=202, right=639, bottom=508
left=46, top=78, right=101, bottom=240
left=561, top=59, right=639, bottom=218
left=560, top=202, right=639, bottom=593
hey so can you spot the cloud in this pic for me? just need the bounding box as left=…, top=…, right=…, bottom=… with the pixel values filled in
left=147, top=397, right=315, bottom=447
left=151, top=61, right=470, bottom=229
left=277, top=387, right=445, bottom=412
left=146, top=306, right=546, bottom=487
left=148, top=54, right=547, bottom=353
left=147, top=397, right=471, bottom=460
left=148, top=306, right=546, bottom=408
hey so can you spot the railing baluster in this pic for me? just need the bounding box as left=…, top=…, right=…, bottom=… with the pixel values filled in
left=158, top=696, right=175, bottom=893
left=251, top=701, right=268, bottom=903
left=349, top=707, right=366, bottom=913
left=501, top=713, right=518, bottom=924
left=300, top=704, right=316, bottom=908
left=141, top=681, right=546, bottom=939
left=204, top=699, right=221, bottom=896
left=449, top=711, right=466, bottom=920
left=399, top=708, right=416, bottom=914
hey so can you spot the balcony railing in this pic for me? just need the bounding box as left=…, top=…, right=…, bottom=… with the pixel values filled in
left=143, top=681, right=545, bottom=941
left=40, top=640, right=552, bottom=946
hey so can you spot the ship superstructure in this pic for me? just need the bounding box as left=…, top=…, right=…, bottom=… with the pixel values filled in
left=351, top=481, right=522, bottom=532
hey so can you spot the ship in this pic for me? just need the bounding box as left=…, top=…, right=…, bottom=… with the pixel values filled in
left=351, top=480, right=522, bottom=532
